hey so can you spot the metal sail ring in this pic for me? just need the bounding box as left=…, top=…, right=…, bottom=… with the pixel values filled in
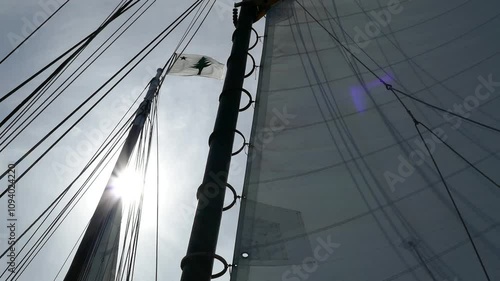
left=232, top=129, right=247, bottom=156
left=223, top=183, right=239, bottom=211
left=218, top=88, right=254, bottom=112
left=244, top=53, right=256, bottom=78
left=248, top=28, right=259, bottom=51
left=208, top=129, right=247, bottom=156
left=180, top=253, right=229, bottom=279
left=239, top=88, right=253, bottom=112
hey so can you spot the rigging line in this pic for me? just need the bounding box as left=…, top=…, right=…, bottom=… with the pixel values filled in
left=162, top=0, right=216, bottom=74
left=414, top=122, right=492, bottom=281
left=155, top=87, right=160, bottom=281
left=2, top=82, right=148, bottom=276
left=0, top=0, right=71, bottom=65
left=158, top=0, right=212, bottom=73
left=8, top=131, right=130, bottom=281
left=7, top=117, right=131, bottom=279
left=174, top=0, right=217, bottom=62
left=52, top=221, right=90, bottom=281
left=299, top=5, right=426, bottom=279
left=9, top=79, right=155, bottom=279
left=298, top=0, right=500, bottom=134
left=117, top=115, right=153, bottom=281
left=176, top=0, right=207, bottom=45
left=385, top=86, right=500, bottom=193
left=0, top=120, right=132, bottom=280
left=297, top=1, right=495, bottom=278
left=0, top=47, right=86, bottom=148
left=0, top=0, right=132, bottom=142
left=171, top=0, right=209, bottom=53
left=0, top=0, right=157, bottom=152
left=419, top=122, right=500, bottom=189
left=9, top=146, right=123, bottom=281
left=0, top=82, right=146, bottom=262
left=294, top=1, right=385, bottom=86
left=0, top=1, right=135, bottom=105
left=323, top=0, right=500, bottom=250
left=0, top=2, right=140, bottom=129
left=326, top=2, right=461, bottom=277
left=130, top=109, right=157, bottom=280
left=0, top=0, right=204, bottom=187
left=349, top=0, right=500, bottom=131
left=392, top=88, right=500, bottom=134
left=117, top=96, right=157, bottom=280
left=0, top=127, right=129, bottom=268
left=297, top=0, right=500, bottom=190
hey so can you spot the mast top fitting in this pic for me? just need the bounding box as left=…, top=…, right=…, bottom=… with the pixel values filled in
left=234, top=0, right=281, bottom=22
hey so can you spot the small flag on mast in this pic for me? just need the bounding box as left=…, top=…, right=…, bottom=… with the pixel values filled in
left=168, top=54, right=225, bottom=79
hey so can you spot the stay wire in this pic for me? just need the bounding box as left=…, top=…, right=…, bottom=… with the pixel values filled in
left=414, top=122, right=492, bottom=281
left=294, top=0, right=500, bottom=134
left=418, top=122, right=500, bottom=189
left=296, top=1, right=493, bottom=279
left=4, top=118, right=132, bottom=281
left=0, top=0, right=135, bottom=105
left=1, top=129, right=129, bottom=280
left=1, top=111, right=134, bottom=280
left=10, top=134, right=127, bottom=281
left=0, top=0, right=157, bottom=152
left=0, top=0, right=204, bottom=189
left=155, top=88, right=160, bottom=281
left=0, top=46, right=86, bottom=149
left=392, top=88, right=500, bottom=134
left=0, top=82, right=148, bottom=262
left=0, top=0, right=129, bottom=142
left=52, top=221, right=90, bottom=281
left=0, top=0, right=139, bottom=128
left=164, top=0, right=216, bottom=74
left=117, top=99, right=156, bottom=280
left=0, top=0, right=71, bottom=65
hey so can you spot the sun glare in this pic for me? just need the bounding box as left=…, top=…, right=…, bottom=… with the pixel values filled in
left=111, top=168, right=144, bottom=203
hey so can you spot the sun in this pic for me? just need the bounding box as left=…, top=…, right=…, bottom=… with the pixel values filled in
left=110, top=168, right=144, bottom=204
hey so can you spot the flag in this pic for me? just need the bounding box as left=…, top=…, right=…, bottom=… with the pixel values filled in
left=169, top=54, right=225, bottom=79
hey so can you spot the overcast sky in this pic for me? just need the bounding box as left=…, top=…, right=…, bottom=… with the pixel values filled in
left=0, top=0, right=264, bottom=280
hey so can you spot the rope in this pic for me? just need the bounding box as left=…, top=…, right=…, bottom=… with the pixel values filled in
left=0, top=0, right=71, bottom=65
left=295, top=1, right=494, bottom=279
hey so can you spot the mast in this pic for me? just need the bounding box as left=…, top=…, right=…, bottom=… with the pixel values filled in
left=179, top=2, right=257, bottom=281
left=63, top=68, right=163, bottom=281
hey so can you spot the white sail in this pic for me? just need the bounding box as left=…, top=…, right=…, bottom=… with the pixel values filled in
left=231, top=0, right=500, bottom=280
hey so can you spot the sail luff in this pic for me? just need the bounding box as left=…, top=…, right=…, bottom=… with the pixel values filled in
left=63, top=68, right=162, bottom=281
left=231, top=0, right=500, bottom=280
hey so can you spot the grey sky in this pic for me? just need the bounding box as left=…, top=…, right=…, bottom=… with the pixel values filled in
left=0, top=0, right=264, bottom=280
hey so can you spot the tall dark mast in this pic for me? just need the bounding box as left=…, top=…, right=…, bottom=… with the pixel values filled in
left=179, top=2, right=257, bottom=281
left=64, top=69, right=163, bottom=281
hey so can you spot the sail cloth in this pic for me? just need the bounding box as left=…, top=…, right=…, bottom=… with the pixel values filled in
left=232, top=0, right=500, bottom=281
left=168, top=54, right=225, bottom=79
